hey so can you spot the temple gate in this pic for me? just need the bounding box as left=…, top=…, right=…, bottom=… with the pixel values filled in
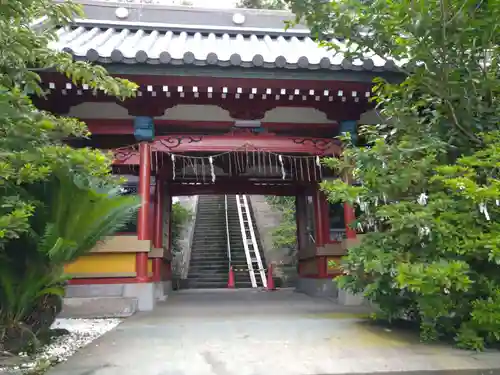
left=33, top=2, right=397, bottom=310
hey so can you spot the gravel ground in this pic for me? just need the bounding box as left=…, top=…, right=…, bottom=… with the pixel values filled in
left=0, top=318, right=122, bottom=374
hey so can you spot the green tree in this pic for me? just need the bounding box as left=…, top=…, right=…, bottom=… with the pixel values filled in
left=238, top=0, right=287, bottom=10
left=171, top=202, right=193, bottom=254
left=265, top=196, right=297, bottom=253
left=0, top=0, right=137, bottom=353
left=287, top=0, right=500, bottom=349
left=0, top=0, right=136, bottom=248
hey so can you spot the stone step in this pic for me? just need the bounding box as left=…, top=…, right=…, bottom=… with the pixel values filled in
left=190, top=247, right=227, bottom=251
left=188, top=274, right=227, bottom=279
left=191, top=251, right=227, bottom=255
left=188, top=269, right=227, bottom=274
left=190, top=254, right=227, bottom=258
left=187, top=275, right=228, bottom=281
left=193, top=228, right=221, bottom=232
left=193, top=232, right=227, bottom=235
left=190, top=259, right=228, bottom=264
left=184, top=282, right=228, bottom=289
left=191, top=243, right=225, bottom=246
left=192, top=241, right=226, bottom=245
left=189, top=259, right=227, bottom=263
left=60, top=297, right=137, bottom=318
left=191, top=250, right=226, bottom=254
left=189, top=269, right=227, bottom=274
left=192, top=230, right=226, bottom=234
left=193, top=236, right=225, bottom=238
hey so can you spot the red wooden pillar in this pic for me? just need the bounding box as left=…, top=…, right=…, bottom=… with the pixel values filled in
left=343, top=203, right=357, bottom=239
left=312, top=186, right=329, bottom=278
left=136, top=142, right=151, bottom=282
left=312, top=186, right=326, bottom=246
left=152, top=177, right=164, bottom=282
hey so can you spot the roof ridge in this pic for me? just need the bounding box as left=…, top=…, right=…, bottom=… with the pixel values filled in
left=67, top=0, right=294, bottom=15
left=71, top=18, right=311, bottom=37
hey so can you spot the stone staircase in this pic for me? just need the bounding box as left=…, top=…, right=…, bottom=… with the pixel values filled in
left=186, top=195, right=229, bottom=289
left=185, top=195, right=267, bottom=289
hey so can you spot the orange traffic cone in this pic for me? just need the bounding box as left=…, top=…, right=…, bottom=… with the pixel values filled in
left=227, top=266, right=235, bottom=289
left=266, top=263, right=276, bottom=291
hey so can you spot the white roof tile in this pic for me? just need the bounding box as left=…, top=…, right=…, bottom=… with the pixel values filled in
left=55, top=26, right=397, bottom=71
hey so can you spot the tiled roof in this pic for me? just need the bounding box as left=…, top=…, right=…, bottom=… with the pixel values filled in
left=51, top=24, right=397, bottom=72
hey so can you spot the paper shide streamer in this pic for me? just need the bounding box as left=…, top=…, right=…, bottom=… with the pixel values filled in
left=114, top=144, right=330, bottom=184
left=479, top=202, right=490, bottom=221
left=164, top=150, right=322, bottom=183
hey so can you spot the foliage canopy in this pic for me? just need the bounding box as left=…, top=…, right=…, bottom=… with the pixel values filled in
left=237, top=0, right=287, bottom=10
left=287, top=0, right=500, bottom=349
left=265, top=196, right=297, bottom=254
left=0, top=0, right=138, bottom=354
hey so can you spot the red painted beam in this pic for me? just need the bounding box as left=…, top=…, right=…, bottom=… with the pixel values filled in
left=85, top=119, right=338, bottom=135
left=112, top=134, right=340, bottom=167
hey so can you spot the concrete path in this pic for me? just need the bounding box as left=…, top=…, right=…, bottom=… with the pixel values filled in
left=48, top=289, right=500, bottom=375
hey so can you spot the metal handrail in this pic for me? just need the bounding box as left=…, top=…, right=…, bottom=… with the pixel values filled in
left=224, top=195, right=232, bottom=268
left=241, top=195, right=267, bottom=288
left=235, top=194, right=258, bottom=288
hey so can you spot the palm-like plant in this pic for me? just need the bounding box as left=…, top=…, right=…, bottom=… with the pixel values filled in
left=33, top=174, right=140, bottom=265
left=0, top=173, right=140, bottom=353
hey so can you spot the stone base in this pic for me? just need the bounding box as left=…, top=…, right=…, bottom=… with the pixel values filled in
left=154, top=281, right=172, bottom=302
left=122, top=283, right=155, bottom=311
left=65, top=282, right=157, bottom=314
left=337, top=289, right=365, bottom=306
left=163, top=280, right=172, bottom=295
left=295, top=277, right=369, bottom=306
left=66, top=283, right=125, bottom=298
left=60, top=296, right=138, bottom=318
left=295, top=277, right=338, bottom=298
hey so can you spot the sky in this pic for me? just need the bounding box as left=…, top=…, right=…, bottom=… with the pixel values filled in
left=158, top=0, right=238, bottom=8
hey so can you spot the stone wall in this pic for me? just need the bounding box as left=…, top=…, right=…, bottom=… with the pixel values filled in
left=172, top=195, right=198, bottom=280
left=248, top=195, right=297, bottom=284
